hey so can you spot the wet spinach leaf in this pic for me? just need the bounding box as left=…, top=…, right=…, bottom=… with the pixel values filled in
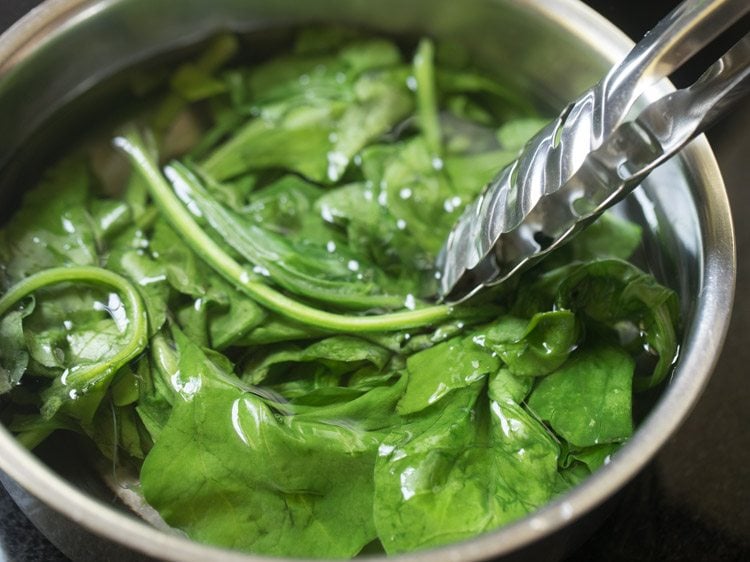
left=528, top=345, right=634, bottom=447
left=473, top=310, right=580, bottom=377
left=374, top=381, right=559, bottom=554
left=141, top=384, right=381, bottom=557
left=398, top=336, right=499, bottom=415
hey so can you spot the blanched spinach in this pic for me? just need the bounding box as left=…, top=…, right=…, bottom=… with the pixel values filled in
left=0, top=29, right=681, bottom=559
left=374, top=381, right=559, bottom=554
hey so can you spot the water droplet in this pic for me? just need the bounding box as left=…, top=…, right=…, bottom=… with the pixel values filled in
left=347, top=260, right=360, bottom=272
left=404, top=294, right=416, bottom=310
left=431, top=157, right=444, bottom=170
left=377, top=191, right=388, bottom=206
left=61, top=217, right=76, bottom=234
left=171, top=371, right=202, bottom=397
left=326, top=241, right=337, bottom=253
left=139, top=274, right=167, bottom=286
left=231, top=399, right=250, bottom=446
left=252, top=265, right=270, bottom=277
left=399, top=467, right=418, bottom=500
left=378, top=443, right=395, bottom=457
left=443, top=195, right=463, bottom=213
left=165, top=166, right=203, bottom=217
left=93, top=293, right=128, bottom=332
left=320, top=204, right=335, bottom=223
left=406, top=75, right=418, bottom=91
left=326, top=150, right=348, bottom=182
left=399, top=187, right=413, bottom=199
left=396, top=219, right=407, bottom=230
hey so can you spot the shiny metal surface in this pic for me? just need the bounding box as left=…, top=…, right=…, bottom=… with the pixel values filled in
left=0, top=1, right=736, bottom=561
left=437, top=0, right=749, bottom=302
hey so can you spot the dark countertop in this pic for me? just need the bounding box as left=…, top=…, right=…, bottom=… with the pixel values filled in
left=1, top=1, right=748, bottom=561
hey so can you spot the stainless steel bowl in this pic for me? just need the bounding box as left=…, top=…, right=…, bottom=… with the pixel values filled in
left=0, top=1, right=736, bottom=561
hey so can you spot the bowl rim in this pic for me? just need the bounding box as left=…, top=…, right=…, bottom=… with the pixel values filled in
left=0, top=0, right=737, bottom=561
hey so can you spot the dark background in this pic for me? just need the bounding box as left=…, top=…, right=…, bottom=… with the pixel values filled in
left=0, top=1, right=748, bottom=561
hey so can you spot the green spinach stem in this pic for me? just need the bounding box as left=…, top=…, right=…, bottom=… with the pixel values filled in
left=413, top=38, right=441, bottom=157
left=0, top=266, right=148, bottom=386
left=115, top=128, right=455, bottom=332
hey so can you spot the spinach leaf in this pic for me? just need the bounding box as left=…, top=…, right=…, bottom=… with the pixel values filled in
left=360, top=138, right=467, bottom=255
left=87, top=396, right=149, bottom=461
left=473, top=310, right=579, bottom=377
left=314, top=182, right=433, bottom=296
left=435, top=68, right=536, bottom=119
left=141, top=383, right=380, bottom=558
left=149, top=219, right=265, bottom=349
left=166, top=162, right=409, bottom=310
left=374, top=382, right=559, bottom=554
left=555, top=259, right=679, bottom=390
left=398, top=336, right=499, bottom=415
left=488, top=367, right=533, bottom=404
left=202, top=39, right=412, bottom=183
left=0, top=156, right=96, bottom=287
left=242, top=174, right=324, bottom=234
left=527, top=345, right=634, bottom=448
left=202, top=102, right=346, bottom=182
left=568, top=212, right=642, bottom=261
left=0, top=307, right=31, bottom=393
left=562, top=443, right=620, bottom=472
left=152, top=34, right=239, bottom=134
left=237, top=313, right=329, bottom=345
left=135, top=336, right=179, bottom=441
left=241, top=335, right=391, bottom=386
left=287, top=372, right=406, bottom=431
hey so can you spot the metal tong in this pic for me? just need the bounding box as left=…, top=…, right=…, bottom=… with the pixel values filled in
left=437, top=0, right=750, bottom=302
